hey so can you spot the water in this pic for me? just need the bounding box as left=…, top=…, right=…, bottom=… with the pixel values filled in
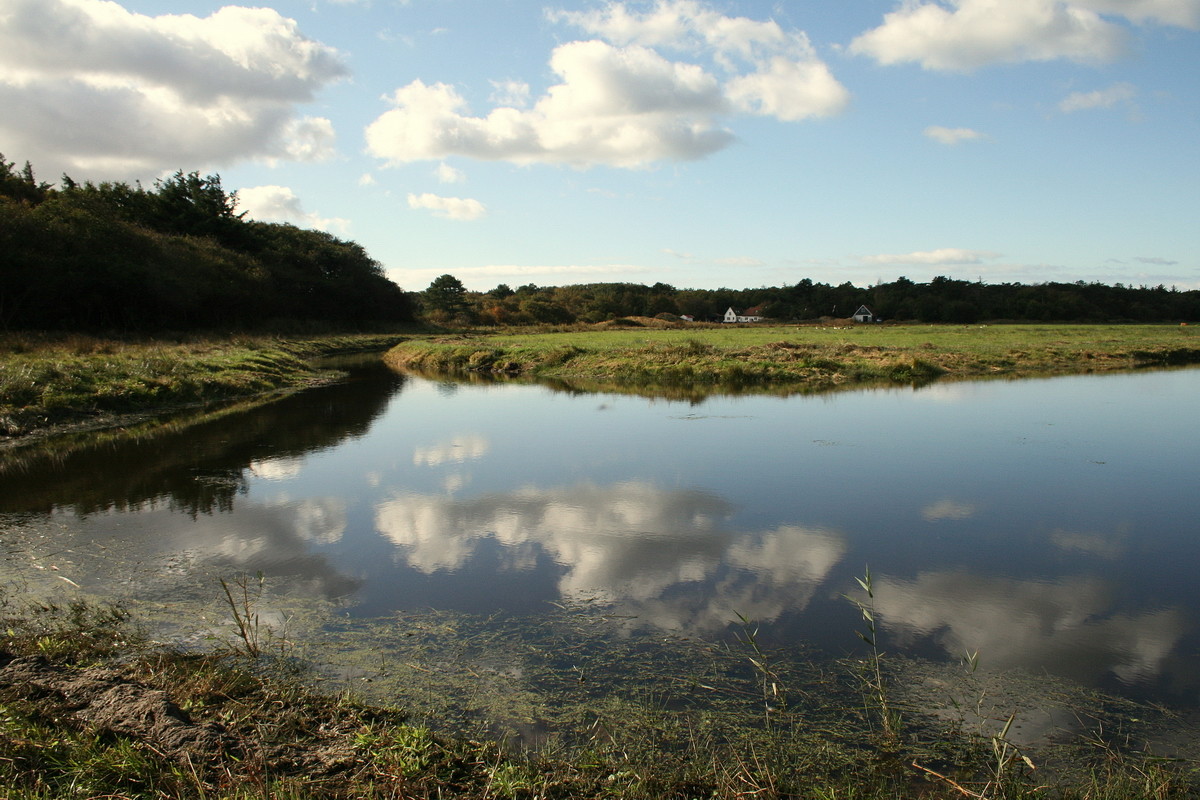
left=2, top=363, right=1199, bottom=716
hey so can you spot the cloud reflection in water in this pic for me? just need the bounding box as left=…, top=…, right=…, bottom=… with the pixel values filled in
left=873, top=570, right=1186, bottom=687
left=375, top=481, right=847, bottom=635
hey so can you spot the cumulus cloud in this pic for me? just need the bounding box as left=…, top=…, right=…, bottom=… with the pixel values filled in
left=407, top=192, right=487, bottom=220
left=237, top=185, right=350, bottom=233
left=365, top=0, right=846, bottom=170
left=0, top=0, right=347, bottom=181
left=924, top=125, right=986, bottom=144
left=1059, top=81, right=1137, bottom=112
left=849, top=0, right=1128, bottom=71
left=863, top=248, right=1002, bottom=266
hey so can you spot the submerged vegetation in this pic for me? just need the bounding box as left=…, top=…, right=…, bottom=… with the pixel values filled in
left=386, top=322, right=1200, bottom=392
left=1, top=592, right=1197, bottom=799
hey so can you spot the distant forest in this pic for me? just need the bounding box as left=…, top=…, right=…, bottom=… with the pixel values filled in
left=424, top=272, right=1199, bottom=327
left=1, top=156, right=414, bottom=332
left=4, top=155, right=1196, bottom=333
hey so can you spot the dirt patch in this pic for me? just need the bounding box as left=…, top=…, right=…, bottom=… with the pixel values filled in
left=0, top=650, right=229, bottom=762
left=0, top=649, right=373, bottom=783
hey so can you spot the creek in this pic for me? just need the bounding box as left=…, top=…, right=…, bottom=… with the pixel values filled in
left=2, top=361, right=1198, bottom=748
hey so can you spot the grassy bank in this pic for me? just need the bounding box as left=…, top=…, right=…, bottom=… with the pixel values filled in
left=0, top=333, right=408, bottom=440
left=385, top=323, right=1200, bottom=392
left=1, top=597, right=1196, bottom=800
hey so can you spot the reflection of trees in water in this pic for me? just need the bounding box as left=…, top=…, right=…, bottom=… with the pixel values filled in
left=0, top=368, right=405, bottom=516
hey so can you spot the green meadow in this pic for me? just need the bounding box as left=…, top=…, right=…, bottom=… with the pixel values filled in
left=0, top=333, right=408, bottom=439
left=385, top=322, right=1200, bottom=391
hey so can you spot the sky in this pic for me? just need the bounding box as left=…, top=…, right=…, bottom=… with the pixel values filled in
left=1, top=0, right=1198, bottom=293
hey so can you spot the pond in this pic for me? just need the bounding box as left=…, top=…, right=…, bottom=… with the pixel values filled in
left=2, top=361, right=1198, bottom=748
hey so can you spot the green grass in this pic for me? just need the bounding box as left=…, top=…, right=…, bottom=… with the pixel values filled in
left=0, top=333, right=408, bottom=437
left=385, top=323, right=1200, bottom=395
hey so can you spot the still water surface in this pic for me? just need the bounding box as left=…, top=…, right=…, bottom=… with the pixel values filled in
left=2, top=363, right=1198, bottom=713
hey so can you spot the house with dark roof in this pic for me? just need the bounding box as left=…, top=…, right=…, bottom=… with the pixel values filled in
left=724, top=306, right=765, bottom=323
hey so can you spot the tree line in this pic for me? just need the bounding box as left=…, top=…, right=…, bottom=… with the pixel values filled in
left=420, top=272, right=1199, bottom=326
left=5, top=153, right=1194, bottom=333
left=1, top=155, right=414, bottom=332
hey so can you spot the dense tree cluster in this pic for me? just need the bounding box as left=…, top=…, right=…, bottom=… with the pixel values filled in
left=5, top=154, right=1193, bottom=333
left=430, top=272, right=1198, bottom=326
left=0, top=156, right=414, bottom=332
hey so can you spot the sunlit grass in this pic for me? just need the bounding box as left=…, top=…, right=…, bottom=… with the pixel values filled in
left=386, top=323, right=1200, bottom=392
left=0, top=333, right=407, bottom=437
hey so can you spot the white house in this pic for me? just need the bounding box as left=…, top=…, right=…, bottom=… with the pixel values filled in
left=853, top=305, right=876, bottom=323
left=724, top=306, right=765, bottom=323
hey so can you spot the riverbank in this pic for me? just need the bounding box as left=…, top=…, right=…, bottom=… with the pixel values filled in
left=5, top=326, right=1196, bottom=444
left=1, top=597, right=1195, bottom=800
left=384, top=322, right=1200, bottom=391
left=0, top=333, right=409, bottom=442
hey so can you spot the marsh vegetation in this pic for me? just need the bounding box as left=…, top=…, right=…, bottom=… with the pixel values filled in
left=385, top=322, right=1200, bottom=391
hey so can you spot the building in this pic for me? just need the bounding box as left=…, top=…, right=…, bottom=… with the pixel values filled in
left=724, top=306, right=765, bottom=323
left=853, top=305, right=876, bottom=323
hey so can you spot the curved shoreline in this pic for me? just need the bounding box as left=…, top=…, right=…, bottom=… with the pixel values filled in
left=0, top=333, right=408, bottom=445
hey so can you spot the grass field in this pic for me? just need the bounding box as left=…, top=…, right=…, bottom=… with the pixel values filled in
left=0, top=333, right=407, bottom=439
left=385, top=322, right=1200, bottom=392
left=4, top=325, right=1196, bottom=441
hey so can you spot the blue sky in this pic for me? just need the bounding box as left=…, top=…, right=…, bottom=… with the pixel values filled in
left=2, top=0, right=1197, bottom=292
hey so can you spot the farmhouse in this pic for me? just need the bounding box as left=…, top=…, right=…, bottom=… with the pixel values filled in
left=853, top=305, right=877, bottom=323
left=724, top=306, right=765, bottom=323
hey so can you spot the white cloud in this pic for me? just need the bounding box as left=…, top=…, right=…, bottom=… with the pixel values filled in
left=849, top=0, right=1128, bottom=71
left=557, top=1, right=849, bottom=120
left=0, top=0, right=347, bottom=181
left=1059, top=81, right=1137, bottom=112
left=863, top=248, right=1003, bottom=266
left=435, top=162, right=466, bottom=183
left=725, top=55, right=848, bottom=121
left=924, top=125, right=986, bottom=144
left=489, top=79, right=531, bottom=107
left=366, top=1, right=846, bottom=170
left=237, top=185, right=350, bottom=233
left=407, top=192, right=487, bottom=220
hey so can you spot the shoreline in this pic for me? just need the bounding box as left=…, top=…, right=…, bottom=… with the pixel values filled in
left=0, top=333, right=409, bottom=446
